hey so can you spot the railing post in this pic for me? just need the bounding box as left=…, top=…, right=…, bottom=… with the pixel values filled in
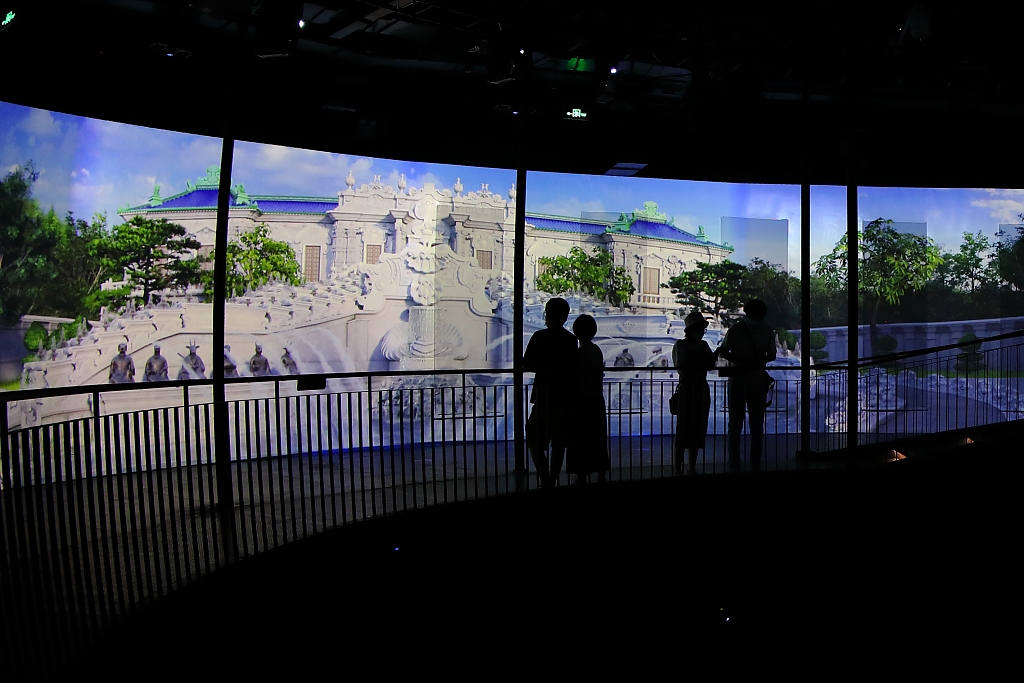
left=800, top=181, right=811, bottom=465
left=0, top=399, right=8, bottom=491
left=213, top=137, right=238, bottom=563
left=845, top=115, right=859, bottom=459
left=512, top=73, right=529, bottom=491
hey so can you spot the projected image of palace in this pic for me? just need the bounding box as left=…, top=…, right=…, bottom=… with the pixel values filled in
left=111, top=165, right=737, bottom=377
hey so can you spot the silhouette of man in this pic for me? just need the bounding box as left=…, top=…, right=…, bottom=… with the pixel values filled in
left=143, top=344, right=168, bottom=382
left=719, top=299, right=777, bottom=472
left=249, top=344, right=272, bottom=377
left=523, top=297, right=578, bottom=487
left=109, top=342, right=135, bottom=383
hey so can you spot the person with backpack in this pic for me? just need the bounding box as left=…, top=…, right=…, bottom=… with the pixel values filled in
left=718, top=299, right=777, bottom=473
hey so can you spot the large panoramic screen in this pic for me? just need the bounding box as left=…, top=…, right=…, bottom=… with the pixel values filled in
left=522, top=171, right=802, bottom=450
left=523, top=171, right=802, bottom=364
left=0, top=100, right=221, bottom=407
left=223, top=140, right=517, bottom=378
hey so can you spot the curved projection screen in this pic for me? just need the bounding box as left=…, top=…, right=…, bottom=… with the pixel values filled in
left=0, top=100, right=221, bottom=397
left=523, top=171, right=802, bottom=366
left=223, top=139, right=517, bottom=377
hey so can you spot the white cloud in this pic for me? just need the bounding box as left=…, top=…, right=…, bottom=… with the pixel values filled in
left=971, top=197, right=1024, bottom=223
left=19, top=108, right=63, bottom=138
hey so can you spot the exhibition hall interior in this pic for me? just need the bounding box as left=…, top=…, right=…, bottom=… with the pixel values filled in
left=1, top=0, right=1021, bottom=674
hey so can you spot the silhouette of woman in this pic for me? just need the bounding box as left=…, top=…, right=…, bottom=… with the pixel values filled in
left=567, top=315, right=609, bottom=483
left=673, top=310, right=720, bottom=475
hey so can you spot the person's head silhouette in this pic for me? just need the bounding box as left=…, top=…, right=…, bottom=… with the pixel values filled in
left=544, top=297, right=570, bottom=328
left=683, top=309, right=709, bottom=339
left=744, top=299, right=768, bottom=322
left=573, top=314, right=597, bottom=342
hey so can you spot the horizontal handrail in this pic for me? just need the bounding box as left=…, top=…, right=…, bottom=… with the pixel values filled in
left=7, top=328, right=1024, bottom=403
left=813, top=327, right=1024, bottom=371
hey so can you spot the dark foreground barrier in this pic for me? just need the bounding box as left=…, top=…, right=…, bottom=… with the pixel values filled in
left=68, top=440, right=1020, bottom=675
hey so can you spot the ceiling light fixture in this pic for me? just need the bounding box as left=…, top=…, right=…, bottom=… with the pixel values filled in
left=610, top=67, right=617, bottom=74
left=298, top=19, right=305, bottom=28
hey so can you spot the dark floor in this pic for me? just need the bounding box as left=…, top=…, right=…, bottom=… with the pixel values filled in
left=69, top=443, right=1018, bottom=675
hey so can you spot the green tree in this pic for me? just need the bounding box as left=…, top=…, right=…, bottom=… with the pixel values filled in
left=808, top=330, right=829, bottom=361
left=940, top=231, right=996, bottom=294
left=211, top=223, right=302, bottom=299
left=535, top=246, right=635, bottom=307
left=994, top=216, right=1024, bottom=291
left=0, top=163, right=61, bottom=324
left=103, top=216, right=203, bottom=305
left=32, top=212, right=116, bottom=319
left=815, top=218, right=943, bottom=354
left=663, top=260, right=747, bottom=322
left=809, top=275, right=847, bottom=328
left=741, top=257, right=801, bottom=331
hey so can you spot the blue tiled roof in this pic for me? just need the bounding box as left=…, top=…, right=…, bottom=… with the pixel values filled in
left=124, top=190, right=337, bottom=214
left=527, top=215, right=608, bottom=235
left=527, top=213, right=727, bottom=248
left=254, top=199, right=337, bottom=214
left=145, top=189, right=220, bottom=210
left=628, top=219, right=715, bottom=245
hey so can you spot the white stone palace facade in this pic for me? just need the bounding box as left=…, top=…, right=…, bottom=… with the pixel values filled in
left=119, top=166, right=735, bottom=309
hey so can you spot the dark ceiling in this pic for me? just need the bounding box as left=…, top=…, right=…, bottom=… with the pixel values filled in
left=2, top=1, right=1022, bottom=186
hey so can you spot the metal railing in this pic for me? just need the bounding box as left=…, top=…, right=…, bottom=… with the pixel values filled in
left=3, top=333, right=1024, bottom=674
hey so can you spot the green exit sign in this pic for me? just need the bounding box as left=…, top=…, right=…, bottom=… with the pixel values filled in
left=1, top=11, right=14, bottom=27
left=566, top=108, right=588, bottom=119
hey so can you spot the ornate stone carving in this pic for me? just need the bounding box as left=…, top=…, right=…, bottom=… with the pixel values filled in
left=381, top=307, right=468, bottom=370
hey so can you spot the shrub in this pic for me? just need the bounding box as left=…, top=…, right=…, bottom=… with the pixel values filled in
left=809, top=331, right=829, bottom=360
left=23, top=321, right=48, bottom=355
left=875, top=334, right=898, bottom=355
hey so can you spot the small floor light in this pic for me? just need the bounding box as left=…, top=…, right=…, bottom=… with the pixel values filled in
left=886, top=450, right=907, bottom=462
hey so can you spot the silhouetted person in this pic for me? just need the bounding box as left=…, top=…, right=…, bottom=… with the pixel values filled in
left=178, top=342, right=206, bottom=380
left=143, top=344, right=168, bottom=382
left=523, top=297, right=578, bottom=487
left=109, top=342, right=135, bottom=383
left=281, top=348, right=300, bottom=375
left=224, top=345, right=240, bottom=378
left=567, top=314, right=609, bottom=484
left=719, top=299, right=777, bottom=472
left=613, top=348, right=634, bottom=367
left=672, top=310, right=720, bottom=475
left=249, top=344, right=272, bottom=377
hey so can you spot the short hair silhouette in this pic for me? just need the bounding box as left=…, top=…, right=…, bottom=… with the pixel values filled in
left=744, top=299, right=768, bottom=320
left=545, top=297, right=570, bottom=325
left=573, top=314, right=597, bottom=342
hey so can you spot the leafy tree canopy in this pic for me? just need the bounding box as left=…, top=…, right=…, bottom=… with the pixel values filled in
left=0, top=163, right=61, bottom=324
left=211, top=223, right=302, bottom=299
left=815, top=218, right=942, bottom=352
left=994, top=215, right=1024, bottom=291
left=103, top=216, right=203, bottom=305
left=663, top=260, right=748, bottom=322
left=535, top=246, right=635, bottom=308
left=937, top=230, right=996, bottom=294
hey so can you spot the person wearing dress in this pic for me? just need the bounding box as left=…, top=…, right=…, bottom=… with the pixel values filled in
left=672, top=310, right=720, bottom=475
left=567, top=314, right=609, bottom=484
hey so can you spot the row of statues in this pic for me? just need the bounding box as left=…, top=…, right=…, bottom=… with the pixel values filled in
left=109, top=342, right=300, bottom=383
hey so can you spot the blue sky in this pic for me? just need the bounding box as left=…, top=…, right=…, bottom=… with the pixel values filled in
left=3, top=99, right=1021, bottom=267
